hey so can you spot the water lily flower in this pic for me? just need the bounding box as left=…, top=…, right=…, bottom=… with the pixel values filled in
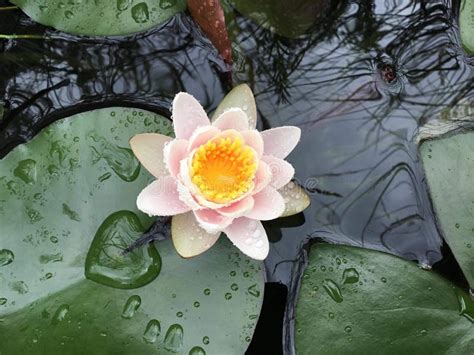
left=130, top=85, right=310, bottom=260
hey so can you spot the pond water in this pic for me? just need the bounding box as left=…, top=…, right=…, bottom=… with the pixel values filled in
left=0, top=0, right=473, bottom=353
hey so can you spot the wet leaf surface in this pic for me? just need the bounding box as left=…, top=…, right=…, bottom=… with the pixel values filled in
left=460, top=0, right=474, bottom=55
left=293, top=243, right=474, bottom=354
left=420, top=130, right=474, bottom=289
left=11, top=0, right=186, bottom=36
left=0, top=107, right=264, bottom=353
left=228, top=0, right=334, bottom=39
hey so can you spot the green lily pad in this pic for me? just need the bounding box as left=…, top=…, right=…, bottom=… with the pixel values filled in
left=10, top=0, right=186, bottom=36
left=0, top=107, right=264, bottom=353
left=228, top=0, right=329, bottom=39
left=294, top=243, right=474, bottom=354
left=419, top=130, right=474, bottom=289
left=460, top=0, right=474, bottom=55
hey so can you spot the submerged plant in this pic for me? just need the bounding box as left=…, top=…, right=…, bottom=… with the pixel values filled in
left=130, top=85, right=309, bottom=260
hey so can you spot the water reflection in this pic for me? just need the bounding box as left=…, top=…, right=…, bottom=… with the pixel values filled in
left=1, top=0, right=473, bottom=290
left=232, top=0, right=473, bottom=284
left=0, top=9, right=230, bottom=157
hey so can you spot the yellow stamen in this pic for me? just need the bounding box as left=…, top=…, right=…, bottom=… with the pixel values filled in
left=190, top=136, right=257, bottom=204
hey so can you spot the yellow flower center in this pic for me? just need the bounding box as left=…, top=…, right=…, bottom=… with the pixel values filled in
left=190, top=136, right=257, bottom=204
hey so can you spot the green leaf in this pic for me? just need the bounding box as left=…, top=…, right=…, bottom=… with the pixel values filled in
left=419, top=130, right=474, bottom=289
left=227, top=0, right=328, bottom=39
left=294, top=244, right=474, bottom=354
left=0, top=107, right=264, bottom=353
left=460, top=0, right=474, bottom=55
left=10, top=0, right=186, bottom=36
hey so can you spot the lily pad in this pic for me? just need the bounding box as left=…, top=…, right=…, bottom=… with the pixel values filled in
left=293, top=243, right=474, bottom=354
left=0, top=107, right=264, bottom=353
left=10, top=0, right=186, bottom=36
left=460, top=0, right=474, bottom=55
left=419, top=129, right=474, bottom=289
left=228, top=0, right=331, bottom=39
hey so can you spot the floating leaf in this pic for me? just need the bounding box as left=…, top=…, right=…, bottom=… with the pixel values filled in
left=10, top=0, right=186, bottom=36
left=460, top=0, right=474, bottom=55
left=419, top=129, right=474, bottom=289
left=294, top=244, right=474, bottom=353
left=0, top=107, right=263, bottom=353
left=228, top=0, right=331, bottom=39
left=187, top=0, right=232, bottom=63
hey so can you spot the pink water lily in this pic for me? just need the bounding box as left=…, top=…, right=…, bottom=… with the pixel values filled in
left=130, top=85, right=309, bottom=260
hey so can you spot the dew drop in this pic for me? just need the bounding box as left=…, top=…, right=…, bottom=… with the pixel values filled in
left=164, top=324, right=184, bottom=352
left=143, top=319, right=161, bottom=344
left=202, top=336, right=210, bottom=345
left=159, top=0, right=176, bottom=9
left=121, top=295, right=141, bottom=319
left=0, top=298, right=7, bottom=305
left=176, top=311, right=183, bottom=318
left=14, top=159, right=37, bottom=184
left=193, top=301, right=200, bottom=308
left=189, top=346, right=206, bottom=355
left=131, top=2, right=150, bottom=23
left=39, top=253, right=63, bottom=264
left=231, top=283, right=239, bottom=291
left=203, top=288, right=211, bottom=296
left=247, top=284, right=260, bottom=297
left=9, top=281, right=28, bottom=294
left=52, top=304, right=70, bottom=325
left=225, top=292, right=232, bottom=300
left=344, top=325, right=352, bottom=334
left=322, top=279, right=343, bottom=303
left=343, top=268, right=359, bottom=284
left=117, top=0, right=132, bottom=11
left=0, top=249, right=14, bottom=267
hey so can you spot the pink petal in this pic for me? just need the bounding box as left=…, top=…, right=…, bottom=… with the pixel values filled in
left=262, top=155, right=295, bottom=189
left=172, top=92, right=210, bottom=139
left=218, top=196, right=255, bottom=218
left=137, top=177, right=190, bottom=216
left=245, top=187, right=285, bottom=220
left=213, top=108, right=249, bottom=131
left=177, top=180, right=203, bottom=210
left=188, top=125, right=220, bottom=152
left=261, top=126, right=301, bottom=159
left=253, top=161, right=272, bottom=193
left=224, top=218, right=269, bottom=260
left=241, top=130, right=264, bottom=158
left=130, top=133, right=172, bottom=179
left=164, top=139, right=188, bottom=178
left=172, top=212, right=221, bottom=258
left=194, top=209, right=233, bottom=233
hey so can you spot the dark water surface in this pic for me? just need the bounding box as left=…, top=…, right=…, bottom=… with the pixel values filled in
left=1, top=0, right=473, bottom=353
